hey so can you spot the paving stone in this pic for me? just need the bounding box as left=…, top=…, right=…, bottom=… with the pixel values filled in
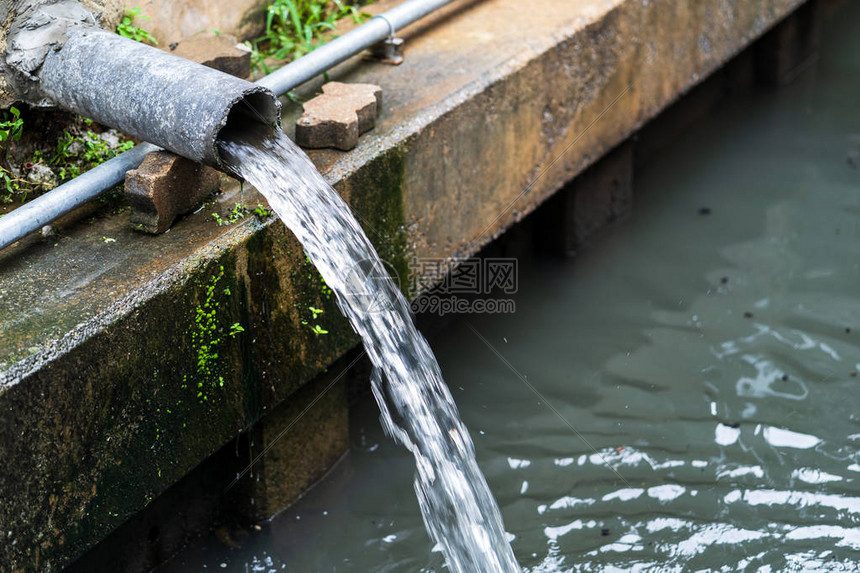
left=125, top=151, right=220, bottom=234
left=295, top=82, right=382, bottom=151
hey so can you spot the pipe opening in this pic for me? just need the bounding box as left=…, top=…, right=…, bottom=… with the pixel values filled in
left=216, top=89, right=281, bottom=167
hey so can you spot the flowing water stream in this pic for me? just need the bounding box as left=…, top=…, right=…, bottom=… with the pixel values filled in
left=217, top=126, right=522, bottom=573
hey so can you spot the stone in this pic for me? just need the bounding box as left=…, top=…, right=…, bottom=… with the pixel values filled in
left=98, top=129, right=121, bottom=149
left=0, top=5, right=12, bottom=109
left=171, top=34, right=251, bottom=79
left=125, top=151, right=221, bottom=234
left=295, top=82, right=383, bottom=151
left=26, top=163, right=58, bottom=189
left=81, top=0, right=124, bottom=30
left=0, top=78, right=12, bottom=110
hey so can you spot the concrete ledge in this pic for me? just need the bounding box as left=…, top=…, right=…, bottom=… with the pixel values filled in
left=0, top=0, right=810, bottom=570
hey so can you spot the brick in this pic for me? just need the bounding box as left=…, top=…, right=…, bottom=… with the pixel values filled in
left=295, top=82, right=382, bottom=151
left=126, top=151, right=220, bottom=234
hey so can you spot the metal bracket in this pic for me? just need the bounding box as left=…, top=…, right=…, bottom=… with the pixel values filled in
left=367, top=15, right=404, bottom=65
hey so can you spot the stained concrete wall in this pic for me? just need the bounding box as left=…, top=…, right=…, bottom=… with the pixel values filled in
left=0, top=0, right=815, bottom=570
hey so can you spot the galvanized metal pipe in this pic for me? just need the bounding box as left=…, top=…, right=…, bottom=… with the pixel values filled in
left=0, top=142, right=158, bottom=248
left=0, top=0, right=458, bottom=252
left=257, top=0, right=457, bottom=95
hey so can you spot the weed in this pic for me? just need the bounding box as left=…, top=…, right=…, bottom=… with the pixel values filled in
left=0, top=107, right=23, bottom=154
left=54, top=129, right=135, bottom=180
left=1, top=111, right=134, bottom=204
left=212, top=202, right=252, bottom=226
left=116, top=7, right=159, bottom=45
left=0, top=169, right=32, bottom=204
left=248, top=0, right=370, bottom=73
left=0, top=107, right=26, bottom=202
left=253, top=204, right=272, bottom=220
left=300, top=304, right=328, bottom=335
left=190, top=266, right=234, bottom=400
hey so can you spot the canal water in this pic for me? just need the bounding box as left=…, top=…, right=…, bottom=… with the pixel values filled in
left=160, top=3, right=860, bottom=572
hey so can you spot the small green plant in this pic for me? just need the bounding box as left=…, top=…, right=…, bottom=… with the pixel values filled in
left=190, top=266, right=235, bottom=400
left=248, top=0, right=370, bottom=73
left=116, top=7, right=158, bottom=45
left=301, top=305, right=328, bottom=335
left=212, top=202, right=252, bottom=226
left=0, top=109, right=134, bottom=204
left=253, top=204, right=272, bottom=220
left=0, top=108, right=47, bottom=203
left=0, top=107, right=24, bottom=149
left=54, top=130, right=134, bottom=180
left=0, top=107, right=25, bottom=197
left=309, top=324, right=329, bottom=335
left=53, top=129, right=135, bottom=181
left=229, top=202, right=250, bottom=222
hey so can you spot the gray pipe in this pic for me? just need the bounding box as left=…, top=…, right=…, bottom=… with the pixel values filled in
left=38, top=27, right=280, bottom=168
left=0, top=0, right=458, bottom=251
left=258, top=0, right=456, bottom=95
left=0, top=142, right=158, bottom=248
